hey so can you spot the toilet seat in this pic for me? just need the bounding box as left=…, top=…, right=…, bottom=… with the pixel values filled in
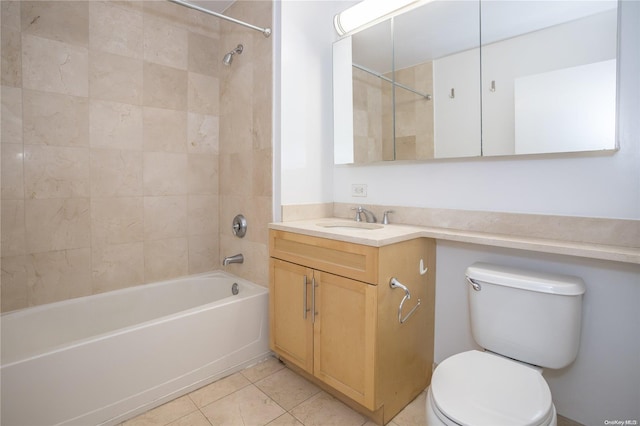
left=430, top=350, right=554, bottom=426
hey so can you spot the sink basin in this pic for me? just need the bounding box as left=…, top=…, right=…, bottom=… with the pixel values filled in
left=316, top=221, right=383, bottom=230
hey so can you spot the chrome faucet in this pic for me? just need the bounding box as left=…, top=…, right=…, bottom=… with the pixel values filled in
left=352, top=206, right=377, bottom=223
left=223, top=253, right=244, bottom=266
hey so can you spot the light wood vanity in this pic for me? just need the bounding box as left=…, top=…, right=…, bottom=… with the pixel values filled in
left=269, top=229, right=436, bottom=425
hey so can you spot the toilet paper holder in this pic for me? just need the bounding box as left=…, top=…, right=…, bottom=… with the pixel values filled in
left=389, top=277, right=421, bottom=324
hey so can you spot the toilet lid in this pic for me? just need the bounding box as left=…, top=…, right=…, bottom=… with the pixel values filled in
left=431, top=350, right=553, bottom=426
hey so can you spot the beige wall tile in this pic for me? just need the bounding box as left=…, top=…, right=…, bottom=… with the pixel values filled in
left=90, top=100, right=143, bottom=150
left=27, top=248, right=92, bottom=306
left=143, top=107, right=187, bottom=153
left=188, top=154, right=218, bottom=195
left=24, top=145, right=90, bottom=199
left=143, top=62, right=187, bottom=110
left=91, top=197, right=144, bottom=246
left=219, top=152, right=250, bottom=196
left=1, top=1, right=21, bottom=31
left=144, top=195, right=187, bottom=240
left=188, top=234, right=218, bottom=274
left=187, top=195, right=218, bottom=236
left=21, top=1, right=89, bottom=47
left=187, top=112, right=219, bottom=154
left=1, top=143, right=24, bottom=200
left=182, top=7, right=220, bottom=39
left=188, top=72, right=219, bottom=114
left=23, top=90, right=89, bottom=147
left=1, top=27, right=22, bottom=87
left=22, top=34, right=88, bottom=97
left=219, top=105, right=251, bottom=155
left=1, top=255, right=29, bottom=311
left=89, top=1, right=143, bottom=59
left=143, top=16, right=188, bottom=70
left=143, top=152, right=188, bottom=195
left=2, top=199, right=26, bottom=257
left=144, top=238, right=188, bottom=283
left=252, top=148, right=272, bottom=197
left=91, top=242, right=144, bottom=294
left=90, top=149, right=143, bottom=197
left=0, top=0, right=272, bottom=311
left=1, top=86, right=23, bottom=144
left=90, top=51, right=143, bottom=105
left=25, top=198, right=91, bottom=253
left=188, top=32, right=219, bottom=77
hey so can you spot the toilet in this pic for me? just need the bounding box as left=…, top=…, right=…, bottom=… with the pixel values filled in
left=426, top=262, right=586, bottom=426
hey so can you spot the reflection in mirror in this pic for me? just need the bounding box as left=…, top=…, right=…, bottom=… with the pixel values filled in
left=481, top=0, right=618, bottom=156
left=333, top=0, right=619, bottom=165
left=352, top=20, right=394, bottom=163
left=394, top=1, right=481, bottom=159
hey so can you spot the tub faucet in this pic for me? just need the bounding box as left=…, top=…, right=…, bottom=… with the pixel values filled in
left=223, top=253, right=244, bottom=266
left=352, top=206, right=377, bottom=223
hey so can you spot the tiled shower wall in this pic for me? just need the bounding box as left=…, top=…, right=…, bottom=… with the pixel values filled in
left=218, top=0, right=273, bottom=290
left=0, top=1, right=272, bottom=312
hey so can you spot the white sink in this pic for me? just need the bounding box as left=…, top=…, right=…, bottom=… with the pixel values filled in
left=316, top=221, right=383, bottom=230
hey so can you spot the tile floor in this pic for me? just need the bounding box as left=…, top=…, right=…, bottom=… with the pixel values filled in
left=121, top=356, right=426, bottom=426
left=122, top=355, right=584, bottom=426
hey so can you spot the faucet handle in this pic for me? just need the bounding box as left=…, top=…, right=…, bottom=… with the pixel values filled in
left=382, top=210, right=394, bottom=224
left=351, top=206, right=363, bottom=222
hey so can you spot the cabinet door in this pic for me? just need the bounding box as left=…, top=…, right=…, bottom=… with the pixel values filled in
left=313, top=271, right=377, bottom=409
left=269, top=258, right=313, bottom=373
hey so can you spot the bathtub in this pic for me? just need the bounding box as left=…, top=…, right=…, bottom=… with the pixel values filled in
left=0, top=271, right=270, bottom=426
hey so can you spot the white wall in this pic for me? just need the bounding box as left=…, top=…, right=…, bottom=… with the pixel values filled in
left=277, top=1, right=640, bottom=424
left=279, top=1, right=356, bottom=206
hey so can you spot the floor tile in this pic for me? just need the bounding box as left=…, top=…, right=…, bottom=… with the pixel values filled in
left=200, top=384, right=285, bottom=426
left=166, top=410, right=211, bottom=426
left=242, top=356, right=286, bottom=383
left=289, top=391, right=367, bottom=426
left=390, top=391, right=427, bottom=426
left=267, top=413, right=305, bottom=426
left=256, top=367, right=321, bottom=410
left=122, top=396, right=197, bottom=426
left=188, top=372, right=251, bottom=408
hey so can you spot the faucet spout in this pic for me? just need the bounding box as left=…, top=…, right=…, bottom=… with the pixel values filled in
left=351, top=206, right=377, bottom=223
left=223, top=253, right=244, bottom=266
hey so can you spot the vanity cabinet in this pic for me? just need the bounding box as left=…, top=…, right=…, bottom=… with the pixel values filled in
left=269, top=230, right=436, bottom=424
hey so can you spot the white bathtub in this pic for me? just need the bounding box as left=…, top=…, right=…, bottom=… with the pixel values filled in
left=0, top=271, right=270, bottom=426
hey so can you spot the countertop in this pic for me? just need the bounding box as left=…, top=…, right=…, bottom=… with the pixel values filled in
left=269, top=218, right=640, bottom=264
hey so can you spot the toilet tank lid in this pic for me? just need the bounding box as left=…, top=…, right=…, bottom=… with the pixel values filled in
left=466, top=262, right=586, bottom=295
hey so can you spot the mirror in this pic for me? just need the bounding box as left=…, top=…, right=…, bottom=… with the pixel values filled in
left=333, top=0, right=619, bottom=164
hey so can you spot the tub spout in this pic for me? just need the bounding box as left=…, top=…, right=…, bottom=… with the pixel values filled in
left=223, top=253, right=244, bottom=266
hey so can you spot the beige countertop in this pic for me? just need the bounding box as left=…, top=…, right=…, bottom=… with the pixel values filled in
left=269, top=218, right=640, bottom=264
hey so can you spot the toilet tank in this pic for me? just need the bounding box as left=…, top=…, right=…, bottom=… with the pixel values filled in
left=466, top=262, right=586, bottom=369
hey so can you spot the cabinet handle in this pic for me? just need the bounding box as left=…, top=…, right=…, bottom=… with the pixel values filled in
left=303, top=275, right=309, bottom=319
left=311, top=276, right=317, bottom=323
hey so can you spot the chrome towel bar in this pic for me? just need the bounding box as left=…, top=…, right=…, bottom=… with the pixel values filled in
left=389, top=277, right=421, bottom=324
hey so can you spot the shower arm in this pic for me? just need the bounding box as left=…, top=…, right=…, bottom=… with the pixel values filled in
left=167, top=0, right=272, bottom=38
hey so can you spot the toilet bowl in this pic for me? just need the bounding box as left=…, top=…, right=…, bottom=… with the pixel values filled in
left=425, top=350, right=557, bottom=426
left=424, top=263, right=585, bottom=426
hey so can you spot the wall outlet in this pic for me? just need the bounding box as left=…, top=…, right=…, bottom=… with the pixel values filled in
left=351, top=184, right=367, bottom=197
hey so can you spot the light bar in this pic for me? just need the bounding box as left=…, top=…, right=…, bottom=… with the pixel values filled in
left=334, top=0, right=419, bottom=35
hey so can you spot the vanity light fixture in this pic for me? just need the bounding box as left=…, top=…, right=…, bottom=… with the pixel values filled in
left=334, top=0, right=421, bottom=35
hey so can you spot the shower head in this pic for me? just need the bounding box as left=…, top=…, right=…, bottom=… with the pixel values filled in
left=223, top=44, right=243, bottom=66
